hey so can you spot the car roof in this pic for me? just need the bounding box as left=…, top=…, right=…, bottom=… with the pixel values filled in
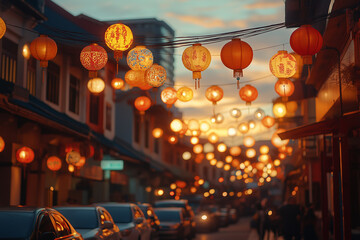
left=96, top=202, right=136, bottom=207
left=55, top=206, right=99, bottom=211
left=137, top=203, right=151, bottom=207
left=0, top=207, right=47, bottom=213
left=154, top=207, right=184, bottom=212
left=155, top=200, right=188, bottom=204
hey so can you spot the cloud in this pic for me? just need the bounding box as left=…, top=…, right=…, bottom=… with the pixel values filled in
left=244, top=1, right=284, bottom=10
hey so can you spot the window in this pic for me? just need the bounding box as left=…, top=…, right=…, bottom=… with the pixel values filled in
left=134, top=114, right=140, bottom=143
left=144, top=120, right=149, bottom=148
left=26, top=57, right=36, bottom=95
left=89, top=94, right=100, bottom=124
left=37, top=214, right=56, bottom=239
left=105, top=103, right=112, bottom=131
left=69, top=75, right=80, bottom=114
left=1, top=38, right=17, bottom=83
left=154, top=138, right=159, bottom=154
left=46, top=61, right=60, bottom=105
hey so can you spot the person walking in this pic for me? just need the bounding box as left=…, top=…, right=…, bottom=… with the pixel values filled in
left=279, top=197, right=302, bottom=240
left=303, top=205, right=318, bottom=240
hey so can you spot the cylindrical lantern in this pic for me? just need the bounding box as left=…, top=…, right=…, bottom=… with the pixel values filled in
left=80, top=43, right=108, bottom=78
left=193, top=144, right=203, bottom=154
left=208, top=132, right=219, bottom=144
left=273, top=102, right=287, bottom=118
left=269, top=50, right=297, bottom=79
left=161, top=87, right=177, bottom=108
left=66, top=150, right=81, bottom=165
left=30, top=35, right=57, bottom=68
left=230, top=108, right=241, bottom=119
left=16, top=146, right=35, bottom=164
left=290, top=25, right=323, bottom=65
left=134, top=96, right=151, bottom=115
left=0, top=136, right=5, bottom=152
left=177, top=87, right=193, bottom=102
left=239, top=84, right=258, bottom=105
left=274, top=79, right=295, bottom=101
left=243, top=136, right=255, bottom=148
left=152, top=128, right=163, bottom=138
left=104, top=23, right=133, bottom=61
left=221, top=38, right=253, bottom=88
left=262, top=115, right=275, bottom=128
left=0, top=17, right=6, bottom=39
left=245, top=148, right=256, bottom=158
left=205, top=85, right=223, bottom=105
left=87, top=78, right=105, bottom=94
left=229, top=146, right=241, bottom=156
left=217, top=143, right=227, bottom=153
left=170, top=119, right=183, bottom=133
left=145, top=64, right=167, bottom=87
left=200, top=121, right=210, bottom=132
left=238, top=122, right=249, bottom=134
left=47, top=156, right=62, bottom=171
left=127, top=46, right=153, bottom=71
left=168, top=135, right=178, bottom=144
left=111, top=78, right=125, bottom=90
left=182, top=43, right=211, bottom=89
left=271, top=129, right=289, bottom=148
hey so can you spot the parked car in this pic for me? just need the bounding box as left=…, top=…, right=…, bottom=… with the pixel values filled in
left=98, top=203, right=152, bottom=240
left=55, top=206, right=121, bottom=240
left=138, top=203, right=160, bottom=240
left=0, top=207, right=83, bottom=240
left=154, top=200, right=196, bottom=238
left=154, top=207, right=191, bottom=240
left=219, top=207, right=230, bottom=227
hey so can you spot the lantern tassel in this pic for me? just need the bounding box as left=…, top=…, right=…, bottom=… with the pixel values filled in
left=198, top=79, right=200, bottom=89
left=237, top=79, right=240, bottom=89
left=42, top=68, right=45, bottom=84
left=195, top=79, right=197, bottom=90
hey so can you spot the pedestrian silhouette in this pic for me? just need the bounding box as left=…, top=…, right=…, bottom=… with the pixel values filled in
left=279, top=197, right=301, bottom=240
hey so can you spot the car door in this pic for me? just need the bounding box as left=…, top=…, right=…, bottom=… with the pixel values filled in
left=50, top=212, right=82, bottom=240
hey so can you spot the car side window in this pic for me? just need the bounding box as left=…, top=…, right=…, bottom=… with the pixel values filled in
left=37, top=214, right=56, bottom=238
left=51, top=213, right=72, bottom=237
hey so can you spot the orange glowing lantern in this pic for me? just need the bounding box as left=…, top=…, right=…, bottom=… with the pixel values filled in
left=254, top=108, right=265, bottom=120
left=238, top=122, right=249, bottom=134
left=269, top=50, right=297, bottom=79
left=278, top=145, right=287, bottom=153
left=176, top=180, right=187, bottom=189
left=182, top=43, right=211, bottom=89
left=47, top=156, right=62, bottom=171
left=125, top=70, right=144, bottom=87
left=217, top=143, right=227, bottom=153
left=243, top=136, right=255, bottom=148
left=224, top=164, right=231, bottom=171
left=262, top=116, right=276, bottom=128
left=232, top=159, right=240, bottom=168
left=221, top=38, right=253, bottom=88
left=179, top=122, right=188, bottom=136
left=0, top=17, right=6, bottom=39
left=205, top=85, right=223, bottom=105
left=152, top=128, right=163, bottom=138
left=127, top=46, right=153, bottom=71
left=274, top=79, right=295, bottom=101
left=246, top=148, right=256, bottom=158
left=104, top=23, right=133, bottom=62
left=249, top=121, right=256, bottom=129
left=258, top=154, right=270, bottom=163
left=161, top=87, right=177, bottom=108
left=193, top=144, right=203, bottom=154
left=168, top=135, right=178, bottom=144
left=145, top=64, right=167, bottom=87
left=273, top=102, right=287, bottom=118
left=239, top=84, right=258, bottom=105
left=68, top=164, right=75, bottom=172
left=16, top=146, right=35, bottom=164
left=216, top=161, right=224, bottom=169
left=66, top=150, right=81, bottom=165
left=206, top=152, right=215, bottom=160
left=200, top=121, right=210, bottom=132
left=271, top=129, right=289, bottom=148
left=229, top=146, right=241, bottom=156
left=182, top=151, right=192, bottom=160
left=30, top=35, right=57, bottom=68
left=279, top=152, right=287, bottom=160
left=0, top=136, right=4, bottom=152
left=170, top=119, right=183, bottom=133
left=204, top=143, right=214, bottom=153
left=134, top=96, right=151, bottom=115
left=80, top=43, right=108, bottom=78
left=287, top=146, right=293, bottom=155
left=210, top=159, right=217, bottom=166
left=228, top=127, right=237, bottom=137
left=190, top=137, right=199, bottom=145
left=177, top=87, right=193, bottom=102
left=195, top=153, right=204, bottom=164
left=259, top=145, right=270, bottom=155
left=22, top=44, right=31, bottom=60
left=87, top=78, right=105, bottom=94
left=74, top=156, right=86, bottom=168
left=225, top=155, right=233, bottom=163
left=111, top=78, right=125, bottom=90
left=208, top=132, right=219, bottom=144
left=290, top=25, right=323, bottom=65
left=188, top=119, right=200, bottom=131
left=215, top=113, right=224, bottom=124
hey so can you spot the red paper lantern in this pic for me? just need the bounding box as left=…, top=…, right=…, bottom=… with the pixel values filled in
left=0, top=136, right=5, bottom=152
left=47, top=156, right=62, bottom=171
left=111, top=78, right=125, bottom=90
left=30, top=35, right=57, bottom=68
left=290, top=25, right=323, bottom=65
left=262, top=116, right=275, bottom=128
left=161, top=87, right=177, bottom=108
left=239, top=84, right=258, bottom=105
left=74, top=156, right=86, bottom=168
left=176, top=180, right=187, bottom=189
left=205, top=85, right=223, bottom=105
left=134, top=96, right=151, bottom=115
left=80, top=43, right=108, bottom=78
left=16, top=146, right=35, bottom=164
left=221, top=38, right=253, bottom=88
left=274, top=79, right=295, bottom=100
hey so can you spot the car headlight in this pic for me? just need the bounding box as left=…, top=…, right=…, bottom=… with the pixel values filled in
left=201, top=214, right=208, bottom=221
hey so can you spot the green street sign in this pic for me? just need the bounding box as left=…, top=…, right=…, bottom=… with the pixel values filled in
left=101, top=160, right=124, bottom=170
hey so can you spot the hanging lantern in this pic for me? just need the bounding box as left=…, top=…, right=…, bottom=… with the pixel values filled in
left=210, top=159, right=217, bottom=166
left=224, top=164, right=231, bottom=171
left=191, top=130, right=201, bottom=137
left=74, top=156, right=86, bottom=168
left=152, top=128, right=163, bottom=138
left=193, top=144, right=203, bottom=154
left=230, top=108, right=241, bottom=119
left=220, top=38, right=253, bottom=88
left=278, top=153, right=287, bottom=160
left=271, top=129, right=289, bottom=148
left=205, top=85, right=223, bottom=105
left=177, top=87, right=193, bottom=102
left=208, top=132, right=219, bottom=144
left=262, top=115, right=275, bottom=128
left=245, top=148, right=256, bottom=158
left=111, top=78, right=125, bottom=90
left=225, top=155, right=233, bottom=163
left=145, top=64, right=167, bottom=87
left=206, top=152, right=215, bottom=160
left=66, top=150, right=81, bottom=165
left=68, top=164, right=75, bottom=173
left=195, top=154, right=204, bottom=164
left=47, top=156, right=62, bottom=171
left=0, top=136, right=5, bottom=152
left=134, top=96, right=151, bottom=115
left=274, top=79, right=295, bottom=101
left=273, top=102, right=287, bottom=118
left=229, top=146, right=241, bottom=156
left=190, top=137, right=199, bottom=145
left=243, top=136, right=255, bottom=148
left=170, top=119, right=183, bottom=133
left=188, top=119, right=200, bottom=131
left=30, top=35, right=57, bottom=68
left=87, top=78, right=105, bottom=94
left=182, top=151, right=192, bottom=160
left=127, top=46, right=153, bottom=71
left=279, top=145, right=288, bottom=153
left=287, top=146, right=294, bottom=155
left=239, top=84, right=258, bottom=105
left=216, top=161, right=224, bottom=169
left=259, top=145, right=270, bottom=155
left=104, top=23, right=133, bottom=62
left=248, top=120, right=256, bottom=129
left=203, top=143, right=214, bottom=153
left=182, top=43, right=211, bottom=89
left=179, top=122, right=188, bottom=136
left=259, top=154, right=270, bottom=163
left=274, top=159, right=281, bottom=166
left=161, top=87, right=177, bottom=108
left=290, top=25, right=323, bottom=65
left=269, top=50, right=297, bottom=79
left=200, top=121, right=210, bottom=132
left=227, top=127, right=237, bottom=137
left=80, top=43, right=108, bottom=78
left=22, top=44, right=31, bottom=60
left=16, top=146, right=35, bottom=164
left=125, top=70, right=145, bottom=87
left=238, top=122, right=249, bottom=134
left=286, top=101, right=298, bottom=115
left=254, top=108, right=265, bottom=120
left=168, top=135, right=178, bottom=144
left=217, top=143, right=227, bottom=153
left=215, top=113, right=224, bottom=124
left=0, top=17, right=6, bottom=39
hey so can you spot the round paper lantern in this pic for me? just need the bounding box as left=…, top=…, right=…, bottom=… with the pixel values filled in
left=262, top=115, right=275, bottom=128
left=206, top=152, right=215, bottom=160
left=168, top=135, right=178, bottom=144
left=254, top=108, right=265, bottom=120
left=259, top=154, right=270, bottom=163
left=221, top=38, right=253, bottom=88
left=87, top=78, right=105, bottom=94
left=279, top=145, right=287, bottom=153
left=170, top=119, right=183, bottom=133
left=190, top=137, right=199, bottom=145
left=279, top=153, right=287, bottom=160
left=47, top=156, right=62, bottom=171
left=259, top=145, right=270, bottom=155
left=274, top=159, right=281, bottom=166
left=16, top=146, right=35, bottom=164
left=182, top=43, right=211, bottom=89
left=239, top=84, right=258, bottom=105
left=127, top=46, right=153, bottom=71
left=145, top=64, right=167, bottom=87
left=205, top=85, right=223, bottom=105
left=80, top=43, right=108, bottom=78
left=243, top=136, right=255, bottom=148
left=0, top=17, right=6, bottom=39
left=66, top=150, right=81, bottom=165
left=176, top=181, right=187, bottom=189
left=200, top=121, right=210, bottom=132
left=290, top=25, right=323, bottom=64
left=135, top=96, right=151, bottom=115
left=111, top=78, right=125, bottom=90
left=216, top=161, right=224, bottom=169
left=203, top=143, right=214, bottom=153
left=161, top=87, right=177, bottom=108
left=0, top=136, right=5, bottom=152
left=152, top=128, right=163, bottom=138
left=224, top=164, right=231, bottom=171
left=179, top=122, right=188, bottom=136
left=177, top=87, right=193, bottom=102
left=269, top=50, right=297, bottom=79
left=230, top=108, right=241, bottom=119
left=22, top=44, right=31, bottom=60
left=208, top=132, right=219, bottom=144
left=125, top=70, right=144, bottom=87
left=30, top=35, right=57, bottom=68
left=74, top=156, right=86, bottom=168
left=210, top=159, right=217, bottom=166
left=215, top=113, right=224, bottom=124
left=104, top=23, right=133, bottom=61
left=238, top=122, right=249, bottom=134
left=246, top=148, right=256, bottom=158
left=225, top=155, right=233, bottom=163
left=275, top=79, right=295, bottom=100
left=228, top=127, right=237, bottom=137
left=232, top=159, right=240, bottom=168
left=271, top=129, right=289, bottom=148
left=287, top=146, right=294, bottom=155
left=217, top=143, right=227, bottom=153
left=273, top=102, right=287, bottom=118
left=68, top=164, right=75, bottom=173
left=188, top=119, right=200, bottom=131
left=193, top=144, right=203, bottom=154
left=191, top=130, right=201, bottom=137
left=248, top=121, right=256, bottom=129
left=229, top=146, right=241, bottom=156
left=182, top=151, right=192, bottom=160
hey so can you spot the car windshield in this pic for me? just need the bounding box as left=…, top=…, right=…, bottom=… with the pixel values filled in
left=155, top=210, right=181, bottom=222
left=0, top=211, right=34, bottom=239
left=56, top=208, right=98, bottom=229
left=102, top=206, right=133, bottom=223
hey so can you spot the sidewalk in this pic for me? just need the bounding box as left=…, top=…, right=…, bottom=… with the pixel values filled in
left=247, top=229, right=284, bottom=240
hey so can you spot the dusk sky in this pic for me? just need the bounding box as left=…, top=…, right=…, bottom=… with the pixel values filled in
left=53, top=0, right=294, bottom=143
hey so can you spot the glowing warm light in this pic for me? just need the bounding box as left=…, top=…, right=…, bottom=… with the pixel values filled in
left=188, top=119, right=200, bottom=131
left=22, top=44, right=31, bottom=59
left=210, top=116, right=216, bottom=124
left=168, top=135, right=178, bottom=144
left=111, top=78, right=125, bottom=90
left=193, top=144, right=203, bottom=154
left=66, top=150, right=81, bottom=165
left=170, top=191, right=175, bottom=196
left=286, top=101, right=298, bottom=114
left=209, top=189, right=215, bottom=194
left=80, top=43, right=108, bottom=77
left=271, top=129, right=289, bottom=147
left=225, top=155, right=233, bottom=163
left=244, top=160, right=250, bottom=166
left=232, top=159, right=240, bottom=168
left=270, top=170, right=278, bottom=177
left=47, top=156, right=62, bottom=171
left=222, top=192, right=228, bottom=197
left=210, top=159, right=217, bottom=166
left=243, top=136, right=255, bottom=148
left=216, top=161, right=224, bottom=168
left=273, top=102, right=287, bottom=118
left=227, top=127, right=237, bottom=137
left=275, top=79, right=295, bottom=100
left=254, top=108, right=265, bottom=120
left=157, top=189, right=164, bottom=196
left=190, top=137, right=199, bottom=145
left=30, top=35, right=57, bottom=68
left=170, top=119, right=183, bottom=133
left=274, top=159, right=281, bottom=166
left=215, top=113, right=224, bottom=124
left=238, top=122, right=249, bottom=134
left=224, top=164, right=231, bottom=171
left=161, top=87, right=177, bottom=108
left=229, top=146, right=241, bottom=156
left=206, top=152, right=215, bottom=160
left=204, top=192, right=210, bottom=197
left=105, top=23, right=133, bottom=61
left=259, top=145, right=270, bottom=155
left=87, top=78, right=105, bottom=94
left=74, top=157, right=86, bottom=168
left=191, top=130, right=201, bottom=137
left=190, top=187, right=197, bottom=193
left=237, top=192, right=242, bottom=197
left=195, top=153, right=204, bottom=164
left=152, top=128, right=163, bottom=138
left=256, top=162, right=265, bottom=170
left=266, top=177, right=271, bottom=182
left=259, top=154, right=270, bottom=163
left=279, top=153, right=286, bottom=160
left=204, top=143, right=215, bottom=153
left=205, top=85, right=224, bottom=104
left=182, top=151, right=192, bottom=160
left=279, top=145, right=287, bottom=153
left=230, top=176, right=236, bottom=182
left=0, top=17, right=6, bottom=39
left=200, top=121, right=210, bottom=132
left=249, top=121, right=256, bottom=129
left=217, top=143, right=227, bottom=153
left=68, top=164, right=75, bottom=172
left=0, top=136, right=4, bottom=152
left=262, top=115, right=276, bottom=128
left=269, top=50, right=297, bottom=79
left=239, top=84, right=258, bottom=105
left=246, top=148, right=256, bottom=158
left=134, top=96, right=151, bottom=115
left=127, top=46, right=153, bottom=71
left=208, top=132, right=219, bottom=144
left=201, top=215, right=208, bottom=221
left=145, top=186, right=152, bottom=193
left=230, top=108, right=242, bottom=119
left=198, top=179, right=204, bottom=185
left=287, top=146, right=293, bottom=155
left=170, top=183, right=177, bottom=190
left=218, top=177, right=224, bottom=183
left=177, top=87, right=193, bottom=102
